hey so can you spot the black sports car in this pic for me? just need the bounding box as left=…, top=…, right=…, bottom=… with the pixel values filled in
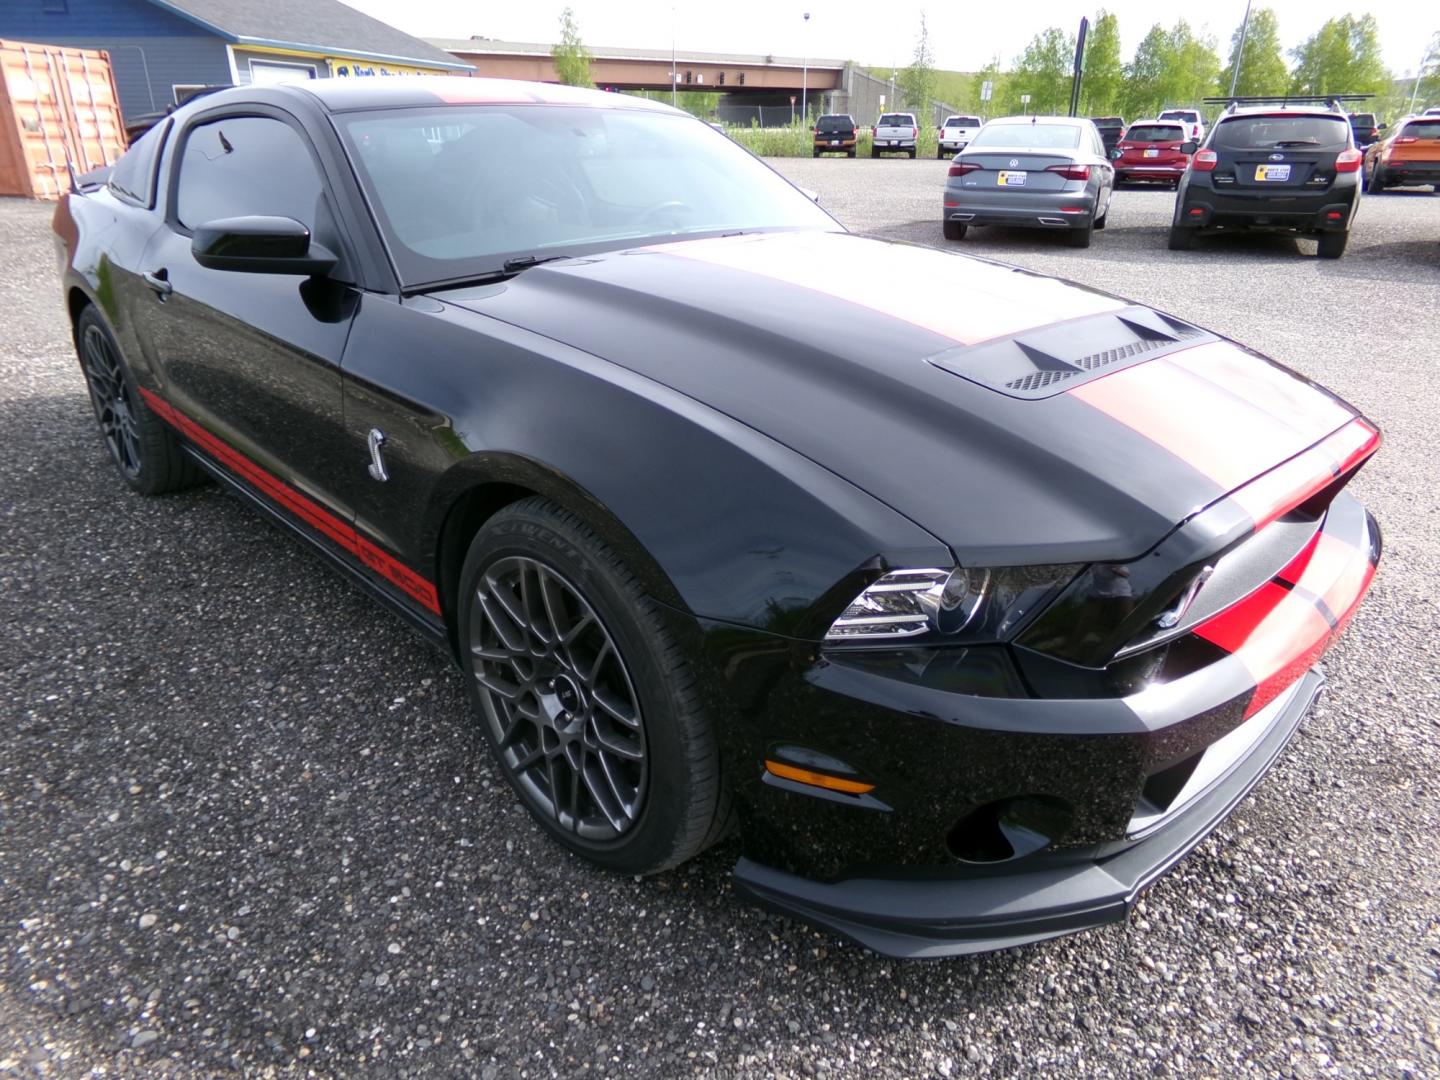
left=53, top=78, right=1381, bottom=958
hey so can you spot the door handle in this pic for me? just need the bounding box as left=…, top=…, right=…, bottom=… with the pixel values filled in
left=143, top=269, right=172, bottom=298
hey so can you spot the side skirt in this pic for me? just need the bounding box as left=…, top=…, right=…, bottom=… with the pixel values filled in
left=182, top=446, right=453, bottom=658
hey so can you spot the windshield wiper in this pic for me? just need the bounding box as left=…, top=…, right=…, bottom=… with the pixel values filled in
left=1270, top=140, right=1320, bottom=148
left=501, top=254, right=569, bottom=273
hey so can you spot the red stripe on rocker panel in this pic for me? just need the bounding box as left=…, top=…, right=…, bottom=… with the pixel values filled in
left=137, top=388, right=441, bottom=614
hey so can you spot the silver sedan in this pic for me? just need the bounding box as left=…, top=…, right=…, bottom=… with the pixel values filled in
left=942, top=116, right=1116, bottom=248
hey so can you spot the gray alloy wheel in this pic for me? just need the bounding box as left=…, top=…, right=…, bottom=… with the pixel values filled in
left=458, top=498, right=732, bottom=874
left=75, top=305, right=205, bottom=496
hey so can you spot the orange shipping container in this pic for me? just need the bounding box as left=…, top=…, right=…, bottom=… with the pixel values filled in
left=0, top=38, right=125, bottom=200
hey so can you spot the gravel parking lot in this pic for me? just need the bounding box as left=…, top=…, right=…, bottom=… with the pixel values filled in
left=2, top=164, right=1438, bottom=1078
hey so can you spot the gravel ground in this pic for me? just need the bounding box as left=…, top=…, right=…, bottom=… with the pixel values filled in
left=2, top=167, right=1439, bottom=1078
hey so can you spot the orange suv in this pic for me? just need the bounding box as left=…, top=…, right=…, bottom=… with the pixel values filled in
left=1364, top=116, right=1440, bottom=192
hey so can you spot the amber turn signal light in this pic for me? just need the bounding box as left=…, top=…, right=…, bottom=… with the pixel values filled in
left=765, top=760, right=875, bottom=795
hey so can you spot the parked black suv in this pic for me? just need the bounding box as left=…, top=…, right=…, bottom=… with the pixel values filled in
left=1090, top=116, right=1126, bottom=155
left=1169, top=100, right=1363, bottom=259
left=1348, top=111, right=1385, bottom=149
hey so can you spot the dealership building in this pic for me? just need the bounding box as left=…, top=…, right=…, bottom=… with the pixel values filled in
left=0, top=0, right=472, bottom=122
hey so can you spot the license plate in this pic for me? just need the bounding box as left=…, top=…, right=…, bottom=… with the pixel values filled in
left=997, top=170, right=1027, bottom=187
left=887, top=140, right=897, bottom=146
left=830, top=140, right=840, bottom=146
left=1256, top=164, right=1291, bottom=181
left=1144, top=148, right=1159, bottom=158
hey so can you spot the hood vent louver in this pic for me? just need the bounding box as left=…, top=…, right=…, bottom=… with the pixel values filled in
left=925, top=306, right=1213, bottom=400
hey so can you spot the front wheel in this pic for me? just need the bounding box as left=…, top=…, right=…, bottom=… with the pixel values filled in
left=459, top=498, right=731, bottom=875
left=943, top=219, right=967, bottom=241
left=1316, top=230, right=1349, bottom=259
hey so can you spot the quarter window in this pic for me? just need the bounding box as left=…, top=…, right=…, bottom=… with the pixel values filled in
left=174, top=116, right=324, bottom=232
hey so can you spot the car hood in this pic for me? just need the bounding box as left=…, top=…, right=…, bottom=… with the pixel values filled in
left=437, top=230, right=1359, bottom=564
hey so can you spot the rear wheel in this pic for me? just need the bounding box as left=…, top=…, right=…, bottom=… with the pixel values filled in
left=1167, top=224, right=1194, bottom=251
left=908, top=148, right=917, bottom=159
left=943, top=220, right=967, bottom=241
left=1368, top=164, right=1386, bottom=193
left=1066, top=218, right=1094, bottom=248
left=459, top=498, right=731, bottom=875
left=847, top=148, right=856, bottom=158
left=1316, top=230, right=1349, bottom=259
left=75, top=305, right=205, bottom=496
left=812, top=149, right=821, bottom=158
left=870, top=147, right=879, bottom=159
left=937, top=147, right=946, bottom=159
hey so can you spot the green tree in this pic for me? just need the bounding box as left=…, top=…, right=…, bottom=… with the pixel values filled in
left=898, top=13, right=937, bottom=123
left=1121, top=23, right=1172, bottom=118
left=1289, top=14, right=1388, bottom=96
left=1010, top=27, right=1075, bottom=115
left=551, top=7, right=593, bottom=88
left=1409, top=30, right=1439, bottom=110
left=1081, top=10, right=1124, bottom=116
left=1219, top=7, right=1288, bottom=97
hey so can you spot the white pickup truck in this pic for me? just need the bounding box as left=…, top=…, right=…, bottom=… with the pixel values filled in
left=937, top=114, right=982, bottom=158
left=872, top=112, right=918, bottom=159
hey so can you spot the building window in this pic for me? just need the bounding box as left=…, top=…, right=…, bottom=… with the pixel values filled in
left=248, top=59, right=318, bottom=85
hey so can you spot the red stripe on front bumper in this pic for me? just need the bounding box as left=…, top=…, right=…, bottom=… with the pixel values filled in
left=138, top=387, right=441, bottom=615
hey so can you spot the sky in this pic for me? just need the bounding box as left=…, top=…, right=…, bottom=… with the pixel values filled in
left=345, top=1, right=1437, bottom=78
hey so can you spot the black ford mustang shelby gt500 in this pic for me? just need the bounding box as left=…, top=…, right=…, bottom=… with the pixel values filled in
left=53, top=78, right=1381, bottom=958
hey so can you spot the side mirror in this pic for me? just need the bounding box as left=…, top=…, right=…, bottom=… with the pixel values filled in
left=1109, top=148, right=1123, bottom=160
left=1179, top=141, right=1198, bottom=155
left=191, top=215, right=336, bottom=276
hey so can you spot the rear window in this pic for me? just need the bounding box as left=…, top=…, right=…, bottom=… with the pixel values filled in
left=816, top=115, right=854, bottom=132
left=1124, top=124, right=1185, bottom=143
left=878, top=114, right=914, bottom=126
left=945, top=116, right=981, bottom=128
left=1400, top=120, right=1440, bottom=139
left=970, top=123, right=1081, bottom=149
left=1214, top=115, right=1349, bottom=151
left=108, top=118, right=170, bottom=207
left=1091, top=117, right=1124, bottom=127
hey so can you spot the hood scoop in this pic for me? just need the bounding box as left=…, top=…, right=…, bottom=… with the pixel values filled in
left=926, top=306, right=1212, bottom=400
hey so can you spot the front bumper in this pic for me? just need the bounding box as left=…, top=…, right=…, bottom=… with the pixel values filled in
left=734, top=670, right=1321, bottom=957
left=1179, top=185, right=1358, bottom=232
left=691, top=491, right=1379, bottom=957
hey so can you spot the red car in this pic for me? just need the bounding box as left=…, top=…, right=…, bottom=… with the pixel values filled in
left=1113, top=119, right=1191, bottom=187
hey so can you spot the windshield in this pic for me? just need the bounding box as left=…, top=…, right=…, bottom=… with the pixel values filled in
left=338, top=104, right=836, bottom=286
left=1123, top=125, right=1185, bottom=143
left=969, top=123, right=1081, bottom=149
left=1214, top=115, right=1349, bottom=151
left=878, top=114, right=913, bottom=126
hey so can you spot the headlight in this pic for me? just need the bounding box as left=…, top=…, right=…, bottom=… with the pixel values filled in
left=824, top=565, right=1081, bottom=645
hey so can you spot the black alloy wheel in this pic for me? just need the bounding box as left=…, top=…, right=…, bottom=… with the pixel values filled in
left=469, top=554, right=647, bottom=841
left=459, top=498, right=731, bottom=874
left=74, top=305, right=204, bottom=495
left=81, top=320, right=141, bottom=482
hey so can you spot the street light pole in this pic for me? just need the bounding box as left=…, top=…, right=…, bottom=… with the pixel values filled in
left=1227, top=0, right=1254, bottom=99
left=801, top=12, right=810, bottom=124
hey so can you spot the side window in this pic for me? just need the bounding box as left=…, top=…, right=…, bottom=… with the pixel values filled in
left=109, top=118, right=170, bottom=207
left=174, top=115, right=323, bottom=232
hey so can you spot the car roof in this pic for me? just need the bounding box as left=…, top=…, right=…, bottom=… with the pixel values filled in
left=985, top=115, right=1094, bottom=127
left=1219, top=104, right=1347, bottom=120
left=213, top=76, right=683, bottom=115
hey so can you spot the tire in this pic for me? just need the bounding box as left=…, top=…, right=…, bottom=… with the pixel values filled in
left=813, top=149, right=821, bottom=158
left=1369, top=166, right=1386, bottom=193
left=1317, top=230, right=1349, bottom=259
left=870, top=147, right=879, bottom=159
left=1066, top=218, right=1094, bottom=248
left=458, top=497, right=731, bottom=876
left=943, top=219, right=967, bottom=241
left=1167, top=224, right=1193, bottom=251
left=908, top=149, right=917, bottom=160
left=937, top=147, right=946, bottom=159
left=74, top=304, right=205, bottom=496
left=1094, top=195, right=1109, bottom=230
left=847, top=149, right=856, bottom=158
